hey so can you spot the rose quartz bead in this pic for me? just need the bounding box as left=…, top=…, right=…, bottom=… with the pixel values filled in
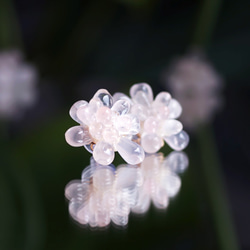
left=65, top=125, right=92, bottom=147
left=141, top=133, right=163, bottom=154
left=93, top=141, right=114, bottom=165
left=164, top=130, right=189, bottom=151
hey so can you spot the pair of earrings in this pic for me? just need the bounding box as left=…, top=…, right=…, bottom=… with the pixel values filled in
left=65, top=83, right=189, bottom=166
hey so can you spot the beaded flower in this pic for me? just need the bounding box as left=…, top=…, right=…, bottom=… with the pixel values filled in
left=128, top=83, right=189, bottom=153
left=65, top=89, right=145, bottom=165
left=0, top=50, right=37, bottom=119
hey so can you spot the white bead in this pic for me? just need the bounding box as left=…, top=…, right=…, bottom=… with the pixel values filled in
left=141, top=133, right=163, bottom=154
left=111, top=99, right=130, bottom=115
left=77, top=105, right=94, bottom=126
left=69, top=100, right=88, bottom=123
left=89, top=122, right=103, bottom=141
left=153, top=105, right=169, bottom=119
left=115, top=114, right=140, bottom=135
left=116, top=137, right=145, bottom=165
left=93, top=89, right=113, bottom=108
left=65, top=125, right=92, bottom=147
left=164, top=130, right=189, bottom=151
left=95, top=106, right=113, bottom=126
left=112, top=92, right=132, bottom=104
left=131, top=104, right=149, bottom=121
left=130, top=83, right=153, bottom=105
left=153, top=92, right=171, bottom=106
left=159, top=119, right=183, bottom=137
left=102, top=127, right=120, bottom=145
left=143, top=116, right=158, bottom=133
left=93, top=141, right=115, bottom=165
left=168, top=98, right=182, bottom=119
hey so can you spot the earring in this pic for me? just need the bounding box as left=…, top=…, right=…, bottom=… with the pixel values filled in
left=65, top=83, right=189, bottom=166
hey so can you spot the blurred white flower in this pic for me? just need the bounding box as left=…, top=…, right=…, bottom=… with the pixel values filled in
left=0, top=50, right=37, bottom=119
left=164, top=50, right=223, bottom=130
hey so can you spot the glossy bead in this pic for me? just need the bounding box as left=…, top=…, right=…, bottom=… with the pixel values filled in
left=141, top=133, right=163, bottom=154
left=164, top=130, right=189, bottom=151
left=111, top=99, right=130, bottom=115
left=93, top=89, right=113, bottom=108
left=65, top=125, right=92, bottom=147
left=95, top=106, right=113, bottom=126
left=159, top=119, right=183, bottom=137
left=143, top=116, right=158, bottom=133
left=168, top=98, right=182, bottom=119
left=153, top=92, right=171, bottom=106
left=102, top=127, right=120, bottom=145
left=115, top=114, right=140, bottom=135
left=116, top=137, right=145, bottom=165
left=93, top=141, right=115, bottom=165
left=69, top=100, right=88, bottom=123
left=89, top=122, right=103, bottom=141
left=130, top=83, right=153, bottom=105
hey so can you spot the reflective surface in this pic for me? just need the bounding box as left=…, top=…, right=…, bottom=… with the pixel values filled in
left=65, top=152, right=188, bottom=228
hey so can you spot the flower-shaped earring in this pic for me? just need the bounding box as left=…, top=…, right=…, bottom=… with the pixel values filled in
left=128, top=83, right=189, bottom=153
left=65, top=89, right=145, bottom=165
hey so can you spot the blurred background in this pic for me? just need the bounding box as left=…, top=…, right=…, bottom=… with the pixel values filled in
left=0, top=0, right=249, bottom=249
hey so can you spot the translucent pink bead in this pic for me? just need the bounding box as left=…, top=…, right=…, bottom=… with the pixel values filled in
left=153, top=92, right=172, bottom=106
left=69, top=100, right=88, bottom=123
left=89, top=122, right=103, bottom=141
left=95, top=106, right=113, bottom=126
left=168, top=98, right=182, bottom=119
left=65, top=125, right=92, bottom=147
left=111, top=99, right=130, bottom=115
left=143, top=116, right=158, bottom=133
left=131, top=104, right=149, bottom=121
left=116, top=137, right=145, bottom=165
left=115, top=114, right=140, bottom=135
left=141, top=133, right=163, bottom=154
left=93, top=141, right=115, bottom=165
left=164, top=130, right=189, bottom=151
left=93, top=89, right=113, bottom=108
left=102, top=127, right=120, bottom=145
left=130, top=83, right=153, bottom=105
left=159, top=119, right=183, bottom=137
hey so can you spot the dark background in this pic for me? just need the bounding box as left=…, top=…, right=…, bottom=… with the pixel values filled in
left=0, top=0, right=249, bottom=249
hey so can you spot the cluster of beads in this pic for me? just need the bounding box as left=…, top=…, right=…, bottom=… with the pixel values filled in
left=65, top=152, right=188, bottom=228
left=0, top=50, right=37, bottom=119
left=165, top=50, right=223, bottom=130
left=65, top=83, right=189, bottom=165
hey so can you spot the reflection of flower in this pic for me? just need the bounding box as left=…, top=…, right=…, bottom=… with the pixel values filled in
left=132, top=152, right=188, bottom=213
left=65, top=89, right=144, bottom=166
left=164, top=51, right=223, bottom=130
left=0, top=50, right=37, bottom=119
left=65, top=152, right=189, bottom=228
